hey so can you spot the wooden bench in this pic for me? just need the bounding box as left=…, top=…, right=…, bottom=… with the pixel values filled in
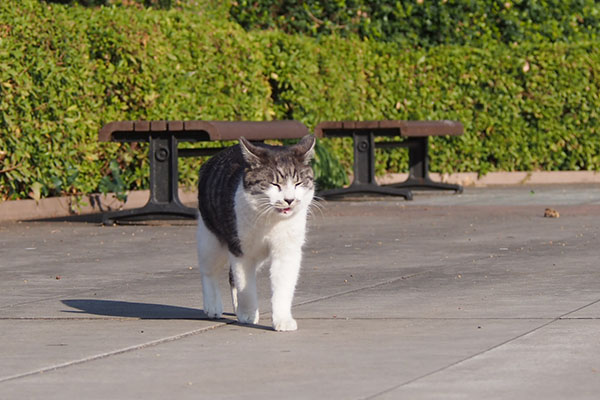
left=99, top=120, right=309, bottom=225
left=314, top=120, right=464, bottom=199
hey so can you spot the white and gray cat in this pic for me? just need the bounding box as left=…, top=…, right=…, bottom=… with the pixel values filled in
left=196, top=135, right=316, bottom=331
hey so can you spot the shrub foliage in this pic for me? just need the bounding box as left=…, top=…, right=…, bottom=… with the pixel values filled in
left=1, top=0, right=599, bottom=201
left=230, top=0, right=600, bottom=47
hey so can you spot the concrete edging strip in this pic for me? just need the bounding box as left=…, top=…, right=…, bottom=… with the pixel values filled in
left=1, top=171, right=599, bottom=222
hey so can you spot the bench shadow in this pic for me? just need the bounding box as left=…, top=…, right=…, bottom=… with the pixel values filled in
left=31, top=213, right=105, bottom=224
left=31, top=213, right=197, bottom=226
left=61, top=299, right=273, bottom=331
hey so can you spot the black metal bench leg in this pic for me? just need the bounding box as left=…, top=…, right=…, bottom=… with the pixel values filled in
left=318, top=131, right=412, bottom=200
left=102, top=134, right=197, bottom=225
left=387, top=137, right=463, bottom=193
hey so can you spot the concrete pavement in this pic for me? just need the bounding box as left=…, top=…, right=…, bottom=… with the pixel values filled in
left=1, top=185, right=599, bottom=399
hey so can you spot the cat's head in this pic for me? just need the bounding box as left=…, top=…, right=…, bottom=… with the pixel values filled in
left=239, top=135, right=316, bottom=217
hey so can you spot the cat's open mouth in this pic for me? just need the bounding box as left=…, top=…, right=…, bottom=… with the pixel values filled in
left=277, top=207, right=293, bottom=215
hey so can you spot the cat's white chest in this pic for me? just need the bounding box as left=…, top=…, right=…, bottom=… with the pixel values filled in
left=234, top=185, right=307, bottom=260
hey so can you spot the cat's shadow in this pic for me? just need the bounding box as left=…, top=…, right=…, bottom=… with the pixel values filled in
left=61, top=299, right=273, bottom=331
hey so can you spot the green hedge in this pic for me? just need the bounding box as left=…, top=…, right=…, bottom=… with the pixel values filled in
left=259, top=34, right=600, bottom=175
left=1, top=0, right=271, bottom=201
left=1, top=0, right=600, bottom=201
left=230, top=0, right=600, bottom=47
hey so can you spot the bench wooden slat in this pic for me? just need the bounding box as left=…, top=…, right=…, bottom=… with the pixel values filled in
left=397, top=120, right=463, bottom=137
left=100, top=120, right=309, bottom=143
left=168, top=120, right=184, bottom=131
left=150, top=120, right=168, bottom=132
left=134, top=120, right=150, bottom=132
left=181, top=120, right=213, bottom=136
left=315, top=120, right=463, bottom=138
left=99, top=121, right=133, bottom=141
left=208, top=120, right=308, bottom=141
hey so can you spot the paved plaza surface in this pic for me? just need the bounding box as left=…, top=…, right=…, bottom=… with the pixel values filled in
left=1, top=185, right=599, bottom=399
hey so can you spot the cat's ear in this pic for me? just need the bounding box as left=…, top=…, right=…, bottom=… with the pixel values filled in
left=293, top=135, right=316, bottom=165
left=239, top=137, right=267, bottom=166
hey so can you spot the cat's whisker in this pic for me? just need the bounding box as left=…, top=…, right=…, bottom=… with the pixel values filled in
left=257, top=207, right=273, bottom=221
left=307, top=198, right=325, bottom=219
left=312, top=194, right=325, bottom=202
left=253, top=205, right=268, bottom=219
left=310, top=197, right=325, bottom=208
left=308, top=207, right=323, bottom=219
left=254, top=200, right=274, bottom=221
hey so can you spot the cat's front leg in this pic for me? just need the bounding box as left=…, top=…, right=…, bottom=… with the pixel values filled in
left=201, top=275, right=223, bottom=319
left=197, top=220, right=226, bottom=319
left=270, top=249, right=302, bottom=331
left=230, top=256, right=260, bottom=325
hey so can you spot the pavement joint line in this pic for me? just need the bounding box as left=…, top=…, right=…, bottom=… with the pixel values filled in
left=361, top=297, right=600, bottom=400
left=0, top=317, right=142, bottom=321
left=0, top=291, right=100, bottom=310
left=0, top=317, right=209, bottom=321
left=294, top=317, right=558, bottom=321
left=362, top=319, right=561, bottom=400
left=0, top=320, right=234, bottom=384
left=2, top=316, right=597, bottom=322
left=288, top=243, right=563, bottom=318
left=0, top=264, right=199, bottom=311
left=557, top=297, right=600, bottom=319
left=291, top=271, right=431, bottom=310
left=289, top=242, right=545, bottom=312
left=0, top=276, right=160, bottom=310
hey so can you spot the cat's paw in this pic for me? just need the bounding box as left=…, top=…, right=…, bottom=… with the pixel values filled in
left=203, top=302, right=223, bottom=320
left=272, top=317, right=297, bottom=332
left=237, top=309, right=259, bottom=325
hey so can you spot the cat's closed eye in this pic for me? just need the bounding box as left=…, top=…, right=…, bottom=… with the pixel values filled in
left=271, top=183, right=281, bottom=190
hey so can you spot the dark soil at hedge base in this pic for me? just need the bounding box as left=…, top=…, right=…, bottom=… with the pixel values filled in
left=1, top=0, right=599, bottom=202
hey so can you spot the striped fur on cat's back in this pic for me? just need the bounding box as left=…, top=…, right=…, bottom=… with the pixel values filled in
left=196, top=135, right=316, bottom=331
